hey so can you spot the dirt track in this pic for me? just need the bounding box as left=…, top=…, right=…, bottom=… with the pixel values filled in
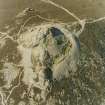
left=0, top=0, right=105, bottom=27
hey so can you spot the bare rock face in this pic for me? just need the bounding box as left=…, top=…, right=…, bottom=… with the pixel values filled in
left=18, top=23, right=79, bottom=80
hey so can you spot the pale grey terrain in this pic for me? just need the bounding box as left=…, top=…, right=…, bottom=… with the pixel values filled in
left=0, top=0, right=105, bottom=105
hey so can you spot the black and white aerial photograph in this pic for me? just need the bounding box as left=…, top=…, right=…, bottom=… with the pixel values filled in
left=0, top=0, right=105, bottom=105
